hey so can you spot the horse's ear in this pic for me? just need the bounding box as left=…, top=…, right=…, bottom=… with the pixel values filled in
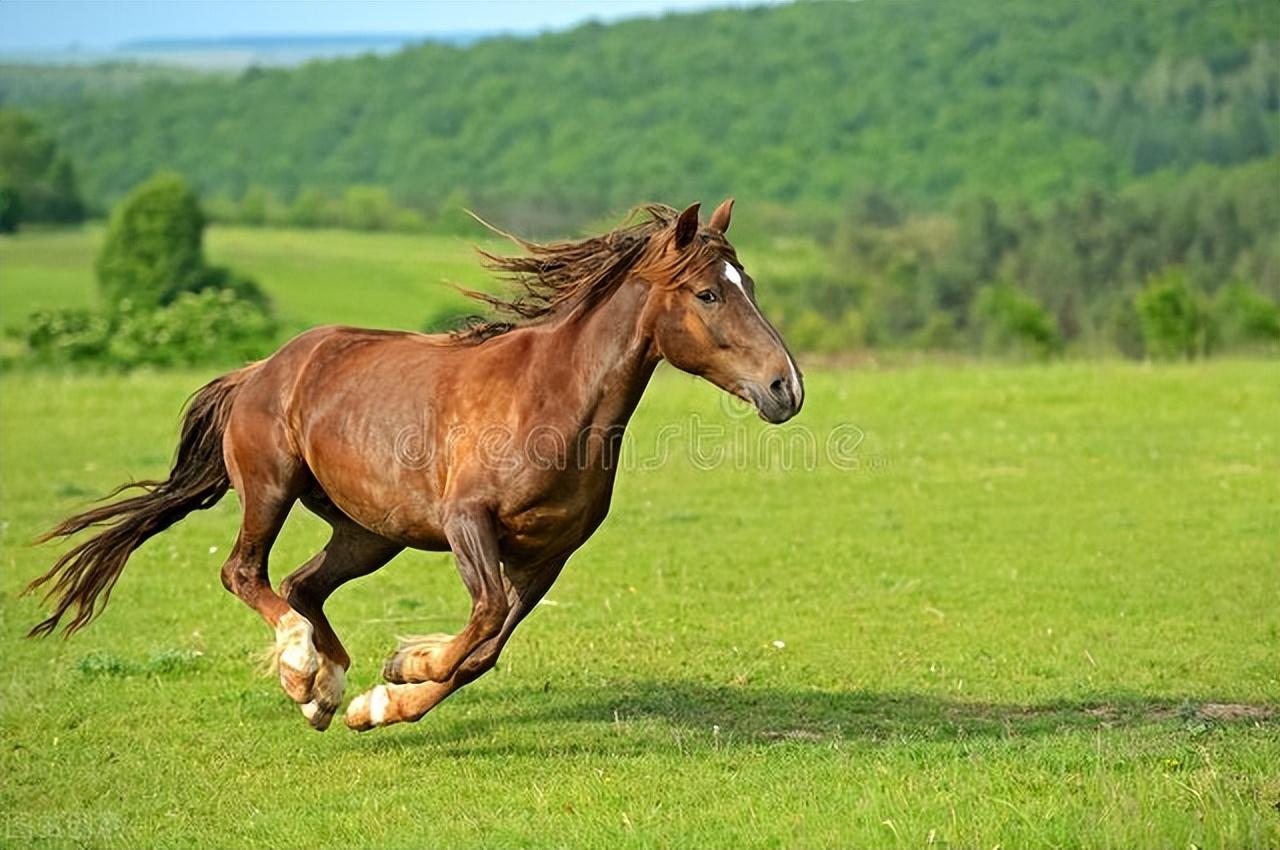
left=709, top=197, right=734, bottom=233
left=674, top=202, right=701, bottom=249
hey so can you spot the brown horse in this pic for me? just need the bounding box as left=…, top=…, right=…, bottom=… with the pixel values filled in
left=26, top=199, right=803, bottom=731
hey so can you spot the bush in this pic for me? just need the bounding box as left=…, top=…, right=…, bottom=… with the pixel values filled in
left=971, top=283, right=1060, bottom=359
left=342, top=186, right=398, bottom=231
left=96, top=172, right=209, bottom=312
left=20, top=172, right=277, bottom=370
left=24, top=308, right=112, bottom=365
left=108, top=289, right=277, bottom=368
left=286, top=188, right=337, bottom=228
left=23, top=291, right=276, bottom=369
left=1212, top=281, right=1280, bottom=350
left=1134, top=268, right=1210, bottom=359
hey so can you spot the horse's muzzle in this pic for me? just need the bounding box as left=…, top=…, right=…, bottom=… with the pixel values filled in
left=744, top=375, right=803, bottom=424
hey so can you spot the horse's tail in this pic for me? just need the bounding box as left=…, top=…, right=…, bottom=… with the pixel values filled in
left=25, top=367, right=254, bottom=637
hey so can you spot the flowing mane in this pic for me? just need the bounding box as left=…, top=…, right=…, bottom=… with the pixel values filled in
left=453, top=203, right=736, bottom=341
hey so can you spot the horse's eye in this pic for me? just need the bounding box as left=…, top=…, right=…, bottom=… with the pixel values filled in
left=696, top=290, right=718, bottom=304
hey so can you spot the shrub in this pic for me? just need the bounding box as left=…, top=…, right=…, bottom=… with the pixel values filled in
left=24, top=308, right=113, bottom=365
left=287, top=188, right=336, bottom=228
left=1134, top=268, right=1210, bottom=359
left=23, top=291, right=276, bottom=369
left=107, top=289, right=277, bottom=368
left=971, top=283, right=1060, bottom=359
left=96, top=172, right=209, bottom=312
left=22, top=172, right=277, bottom=370
left=1212, top=281, right=1280, bottom=350
left=342, top=186, right=398, bottom=231
left=914, top=311, right=959, bottom=351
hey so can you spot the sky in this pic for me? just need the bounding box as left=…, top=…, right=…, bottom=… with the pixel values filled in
left=0, top=0, right=764, bottom=50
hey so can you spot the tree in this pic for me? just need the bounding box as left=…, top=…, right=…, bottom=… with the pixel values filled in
left=0, top=183, right=20, bottom=233
left=96, top=172, right=208, bottom=312
left=971, top=283, right=1061, bottom=359
left=0, top=107, right=84, bottom=227
left=1134, top=268, right=1210, bottom=359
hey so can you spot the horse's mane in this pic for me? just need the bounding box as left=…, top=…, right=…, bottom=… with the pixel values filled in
left=452, top=203, right=735, bottom=342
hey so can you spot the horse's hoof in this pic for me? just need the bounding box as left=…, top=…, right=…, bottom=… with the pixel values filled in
left=300, top=660, right=345, bottom=731
left=382, top=633, right=453, bottom=684
left=345, top=684, right=391, bottom=731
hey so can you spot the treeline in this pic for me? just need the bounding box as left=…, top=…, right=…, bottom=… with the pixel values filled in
left=201, top=185, right=475, bottom=234
left=3, top=0, right=1275, bottom=227
left=771, top=158, right=1280, bottom=357
left=0, top=107, right=84, bottom=230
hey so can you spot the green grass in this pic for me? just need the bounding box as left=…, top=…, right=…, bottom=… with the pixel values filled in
left=1, top=361, right=1277, bottom=848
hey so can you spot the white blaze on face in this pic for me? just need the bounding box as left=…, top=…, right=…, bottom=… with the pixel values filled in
left=723, top=260, right=803, bottom=409
left=723, top=261, right=744, bottom=292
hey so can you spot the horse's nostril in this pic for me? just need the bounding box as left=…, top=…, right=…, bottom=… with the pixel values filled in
left=769, top=377, right=789, bottom=399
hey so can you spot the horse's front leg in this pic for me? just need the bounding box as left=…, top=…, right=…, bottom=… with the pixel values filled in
left=381, top=507, right=509, bottom=686
left=346, top=553, right=566, bottom=731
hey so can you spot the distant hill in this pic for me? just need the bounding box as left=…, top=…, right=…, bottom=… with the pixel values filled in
left=2, top=0, right=1276, bottom=220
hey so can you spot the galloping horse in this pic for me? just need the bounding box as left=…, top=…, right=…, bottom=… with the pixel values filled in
left=27, top=200, right=803, bottom=731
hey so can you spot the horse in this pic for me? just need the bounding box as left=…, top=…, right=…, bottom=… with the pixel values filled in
left=25, top=199, right=804, bottom=732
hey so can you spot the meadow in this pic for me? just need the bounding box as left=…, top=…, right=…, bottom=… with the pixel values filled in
left=1, top=226, right=1278, bottom=848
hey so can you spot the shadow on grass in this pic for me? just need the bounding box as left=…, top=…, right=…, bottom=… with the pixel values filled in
left=352, top=679, right=1277, bottom=755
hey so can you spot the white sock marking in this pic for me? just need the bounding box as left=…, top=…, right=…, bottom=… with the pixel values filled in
left=276, top=611, right=317, bottom=674
left=368, top=685, right=390, bottom=726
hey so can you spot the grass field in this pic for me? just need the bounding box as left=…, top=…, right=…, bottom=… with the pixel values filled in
left=1, top=360, right=1277, bottom=848
left=1, top=225, right=1278, bottom=847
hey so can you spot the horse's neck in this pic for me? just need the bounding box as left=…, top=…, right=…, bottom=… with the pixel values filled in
left=546, top=276, right=658, bottom=435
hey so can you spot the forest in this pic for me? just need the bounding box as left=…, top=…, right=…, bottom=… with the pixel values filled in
left=1, top=0, right=1277, bottom=358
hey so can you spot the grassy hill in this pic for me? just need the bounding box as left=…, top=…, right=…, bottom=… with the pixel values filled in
left=3, top=0, right=1276, bottom=222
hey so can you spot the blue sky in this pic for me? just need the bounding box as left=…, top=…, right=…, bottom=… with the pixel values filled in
left=0, top=1, right=767, bottom=50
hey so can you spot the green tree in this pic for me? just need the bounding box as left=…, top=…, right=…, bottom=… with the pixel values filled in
left=971, top=283, right=1061, bottom=359
left=1134, top=268, right=1210, bottom=359
left=0, top=183, right=20, bottom=233
left=1212, top=280, right=1280, bottom=349
left=96, top=172, right=209, bottom=312
left=0, top=107, right=84, bottom=227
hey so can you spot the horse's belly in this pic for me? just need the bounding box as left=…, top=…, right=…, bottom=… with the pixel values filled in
left=303, top=434, right=450, bottom=549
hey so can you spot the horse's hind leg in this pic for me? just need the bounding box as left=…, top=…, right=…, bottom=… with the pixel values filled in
left=219, top=412, right=317, bottom=704
left=278, top=496, right=402, bottom=730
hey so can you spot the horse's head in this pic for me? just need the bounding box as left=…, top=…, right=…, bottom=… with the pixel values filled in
left=642, top=199, right=803, bottom=424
